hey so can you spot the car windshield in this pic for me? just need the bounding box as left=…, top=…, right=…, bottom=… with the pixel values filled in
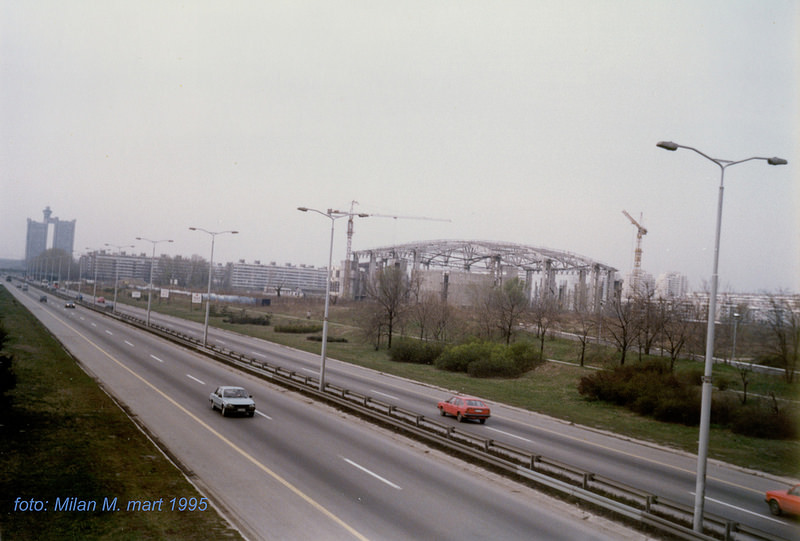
left=466, top=400, right=486, bottom=407
left=224, top=388, right=248, bottom=398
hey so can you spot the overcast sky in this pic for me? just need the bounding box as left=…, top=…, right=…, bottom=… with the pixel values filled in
left=2, top=1, right=797, bottom=293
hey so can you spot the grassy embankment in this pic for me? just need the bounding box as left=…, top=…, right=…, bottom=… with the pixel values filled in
left=0, top=288, right=243, bottom=540
left=122, top=292, right=800, bottom=477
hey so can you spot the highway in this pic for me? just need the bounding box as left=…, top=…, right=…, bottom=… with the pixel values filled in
left=6, top=283, right=644, bottom=540
left=87, top=293, right=800, bottom=539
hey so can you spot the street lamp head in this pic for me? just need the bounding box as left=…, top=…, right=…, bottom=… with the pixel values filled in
left=297, top=207, right=309, bottom=212
left=767, top=157, right=788, bottom=166
left=657, top=141, right=679, bottom=151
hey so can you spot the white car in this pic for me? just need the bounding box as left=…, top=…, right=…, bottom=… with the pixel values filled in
left=209, top=386, right=256, bottom=417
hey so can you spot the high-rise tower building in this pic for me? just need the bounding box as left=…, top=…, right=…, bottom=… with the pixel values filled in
left=25, top=206, right=76, bottom=262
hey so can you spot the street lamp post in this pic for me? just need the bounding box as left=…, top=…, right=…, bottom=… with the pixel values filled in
left=297, top=207, right=368, bottom=391
left=136, top=237, right=174, bottom=327
left=189, top=227, right=238, bottom=347
left=105, top=243, right=134, bottom=314
left=657, top=141, right=786, bottom=532
left=85, top=248, right=101, bottom=303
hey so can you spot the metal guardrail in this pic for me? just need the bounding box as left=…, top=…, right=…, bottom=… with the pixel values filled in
left=47, top=292, right=788, bottom=541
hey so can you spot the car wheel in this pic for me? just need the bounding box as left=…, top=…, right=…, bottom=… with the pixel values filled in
left=768, top=499, right=782, bottom=516
left=210, top=400, right=215, bottom=411
left=220, top=405, right=227, bottom=417
left=479, top=418, right=486, bottom=424
left=248, top=411, right=255, bottom=417
left=439, top=407, right=446, bottom=417
left=457, top=412, right=463, bottom=422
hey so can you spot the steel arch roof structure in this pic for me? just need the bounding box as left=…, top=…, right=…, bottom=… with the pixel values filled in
left=353, top=239, right=616, bottom=274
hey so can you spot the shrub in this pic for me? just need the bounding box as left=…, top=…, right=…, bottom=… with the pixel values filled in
left=435, top=341, right=494, bottom=373
left=435, top=340, right=541, bottom=378
left=389, top=340, right=444, bottom=365
left=224, top=310, right=270, bottom=326
left=307, top=335, right=348, bottom=343
left=275, top=323, right=323, bottom=334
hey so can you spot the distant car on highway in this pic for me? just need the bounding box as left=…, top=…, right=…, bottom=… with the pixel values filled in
left=65, top=301, right=75, bottom=309
left=39, top=295, right=47, bottom=303
left=96, top=296, right=105, bottom=304
left=766, top=484, right=800, bottom=516
left=209, top=386, right=256, bottom=417
left=437, top=395, right=491, bottom=424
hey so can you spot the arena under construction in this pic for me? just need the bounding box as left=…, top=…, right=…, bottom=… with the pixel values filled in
left=348, top=239, right=618, bottom=312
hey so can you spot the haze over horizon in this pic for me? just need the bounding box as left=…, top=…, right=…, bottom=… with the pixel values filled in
left=2, top=2, right=797, bottom=294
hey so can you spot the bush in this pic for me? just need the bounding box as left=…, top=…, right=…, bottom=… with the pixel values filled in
left=224, top=310, right=270, bottom=326
left=732, top=403, right=799, bottom=440
left=307, top=335, right=348, bottom=343
left=434, top=340, right=541, bottom=378
left=435, top=341, right=494, bottom=373
left=275, top=323, right=323, bottom=334
left=389, top=340, right=444, bottom=365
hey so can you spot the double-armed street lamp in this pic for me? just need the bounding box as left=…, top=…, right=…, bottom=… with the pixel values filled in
left=136, top=237, right=174, bottom=327
left=105, top=243, right=134, bottom=314
left=189, top=227, right=238, bottom=348
left=656, top=140, right=787, bottom=532
left=85, top=247, right=102, bottom=303
left=297, top=207, right=368, bottom=391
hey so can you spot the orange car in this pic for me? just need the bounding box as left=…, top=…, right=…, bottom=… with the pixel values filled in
left=766, top=484, right=800, bottom=516
left=438, top=395, right=490, bottom=424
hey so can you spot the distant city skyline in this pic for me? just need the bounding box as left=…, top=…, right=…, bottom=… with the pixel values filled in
left=2, top=2, right=796, bottom=294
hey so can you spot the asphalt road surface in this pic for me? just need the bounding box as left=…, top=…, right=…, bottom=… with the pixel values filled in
left=7, top=284, right=655, bottom=540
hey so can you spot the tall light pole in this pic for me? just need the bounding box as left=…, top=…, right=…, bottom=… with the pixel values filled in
left=297, top=207, right=368, bottom=391
left=85, top=247, right=101, bottom=303
left=657, top=141, right=786, bottom=532
left=137, top=237, right=173, bottom=327
left=105, top=243, right=134, bottom=314
left=189, top=227, right=238, bottom=347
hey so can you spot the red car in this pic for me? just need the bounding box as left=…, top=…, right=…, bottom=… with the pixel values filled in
left=438, top=395, right=490, bottom=424
left=766, top=484, right=800, bottom=516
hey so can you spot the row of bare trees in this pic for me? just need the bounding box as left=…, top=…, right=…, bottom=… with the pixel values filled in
left=357, top=267, right=799, bottom=383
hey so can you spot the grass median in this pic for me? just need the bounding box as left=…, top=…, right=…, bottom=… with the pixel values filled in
left=0, top=288, right=243, bottom=540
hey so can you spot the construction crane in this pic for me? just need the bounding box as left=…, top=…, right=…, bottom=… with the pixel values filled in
left=622, top=210, right=647, bottom=296
left=341, top=200, right=450, bottom=298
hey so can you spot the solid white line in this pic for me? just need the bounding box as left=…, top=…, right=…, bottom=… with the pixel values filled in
left=690, top=493, right=785, bottom=524
left=251, top=351, right=266, bottom=358
left=105, top=330, right=113, bottom=335
left=186, top=374, right=206, bottom=385
left=343, top=458, right=402, bottom=490
left=124, top=340, right=134, bottom=347
left=150, top=355, right=164, bottom=363
left=255, top=410, right=272, bottom=420
left=486, top=427, right=534, bottom=443
left=371, top=390, right=400, bottom=401
left=302, top=367, right=317, bottom=374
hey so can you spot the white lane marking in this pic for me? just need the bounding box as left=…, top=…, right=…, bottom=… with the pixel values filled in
left=251, top=351, right=266, bottom=358
left=105, top=330, right=113, bottom=335
left=186, top=374, right=206, bottom=385
left=80, top=317, right=86, bottom=321
left=216, top=339, right=227, bottom=345
left=302, top=367, right=317, bottom=374
left=343, top=458, right=402, bottom=490
left=371, top=390, right=399, bottom=401
left=91, top=322, right=97, bottom=327
left=124, top=340, right=134, bottom=347
left=150, top=355, right=164, bottom=363
left=690, top=493, right=785, bottom=525
left=486, top=427, right=534, bottom=443
left=255, top=410, right=272, bottom=420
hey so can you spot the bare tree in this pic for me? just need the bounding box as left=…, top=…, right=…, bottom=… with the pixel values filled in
left=633, top=285, right=663, bottom=359
left=604, top=298, right=637, bottom=365
left=763, top=293, right=799, bottom=383
left=529, top=294, right=558, bottom=356
left=572, top=310, right=596, bottom=367
left=495, top=278, right=529, bottom=345
left=365, top=266, right=410, bottom=349
left=660, top=300, right=693, bottom=372
left=412, top=291, right=451, bottom=342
